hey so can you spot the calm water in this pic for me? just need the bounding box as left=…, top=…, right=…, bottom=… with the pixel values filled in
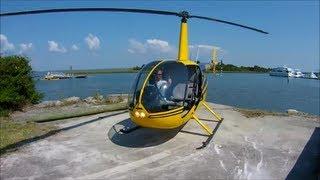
left=35, top=73, right=320, bottom=115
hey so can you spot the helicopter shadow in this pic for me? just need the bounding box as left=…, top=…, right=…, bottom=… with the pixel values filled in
left=107, top=118, right=183, bottom=148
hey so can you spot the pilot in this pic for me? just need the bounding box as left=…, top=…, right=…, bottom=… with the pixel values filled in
left=155, top=69, right=172, bottom=98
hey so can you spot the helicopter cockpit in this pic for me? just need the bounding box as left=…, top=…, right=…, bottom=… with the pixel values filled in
left=128, top=61, right=202, bottom=113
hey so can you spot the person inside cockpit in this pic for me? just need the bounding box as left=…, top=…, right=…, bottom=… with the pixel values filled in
left=155, top=70, right=171, bottom=88
left=155, top=69, right=172, bottom=98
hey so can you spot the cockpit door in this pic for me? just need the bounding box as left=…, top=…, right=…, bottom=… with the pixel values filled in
left=183, top=65, right=202, bottom=109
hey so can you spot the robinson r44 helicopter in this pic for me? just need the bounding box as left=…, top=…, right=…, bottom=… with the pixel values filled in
left=0, top=8, right=268, bottom=148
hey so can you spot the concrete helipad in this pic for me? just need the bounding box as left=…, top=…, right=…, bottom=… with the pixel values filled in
left=1, top=103, right=319, bottom=179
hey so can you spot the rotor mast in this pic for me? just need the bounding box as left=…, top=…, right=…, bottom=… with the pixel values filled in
left=177, top=12, right=190, bottom=63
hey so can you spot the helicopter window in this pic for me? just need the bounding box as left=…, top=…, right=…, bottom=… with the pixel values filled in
left=183, top=65, right=202, bottom=108
left=141, top=61, right=189, bottom=113
left=128, top=61, right=161, bottom=109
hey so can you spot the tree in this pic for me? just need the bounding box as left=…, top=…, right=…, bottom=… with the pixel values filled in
left=0, top=56, right=42, bottom=112
left=132, top=65, right=143, bottom=70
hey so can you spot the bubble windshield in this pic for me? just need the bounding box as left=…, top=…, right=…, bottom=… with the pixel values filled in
left=141, top=61, right=189, bottom=113
left=128, top=61, right=160, bottom=109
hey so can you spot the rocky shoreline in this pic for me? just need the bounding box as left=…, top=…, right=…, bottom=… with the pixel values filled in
left=11, top=94, right=129, bottom=122
left=11, top=93, right=318, bottom=122
left=34, top=94, right=129, bottom=108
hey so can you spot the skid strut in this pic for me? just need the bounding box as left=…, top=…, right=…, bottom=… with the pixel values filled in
left=193, top=101, right=224, bottom=149
left=120, top=125, right=141, bottom=134
left=201, top=101, right=223, bottom=121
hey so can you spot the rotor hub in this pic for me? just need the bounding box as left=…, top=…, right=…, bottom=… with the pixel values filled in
left=179, top=11, right=189, bottom=22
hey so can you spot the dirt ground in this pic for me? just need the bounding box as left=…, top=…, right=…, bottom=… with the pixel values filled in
left=1, top=103, right=319, bottom=179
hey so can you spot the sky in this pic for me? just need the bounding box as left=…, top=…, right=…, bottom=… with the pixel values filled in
left=0, top=1, right=319, bottom=71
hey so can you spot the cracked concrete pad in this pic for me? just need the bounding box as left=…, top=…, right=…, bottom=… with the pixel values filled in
left=1, top=103, right=319, bottom=179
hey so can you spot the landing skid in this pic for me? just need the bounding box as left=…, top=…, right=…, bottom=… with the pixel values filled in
left=120, top=126, right=141, bottom=134
left=193, top=101, right=224, bottom=149
left=196, top=117, right=223, bottom=149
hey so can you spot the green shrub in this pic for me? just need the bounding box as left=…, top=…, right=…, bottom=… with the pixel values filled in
left=132, top=66, right=142, bottom=70
left=0, top=55, right=43, bottom=112
left=0, top=108, right=10, bottom=117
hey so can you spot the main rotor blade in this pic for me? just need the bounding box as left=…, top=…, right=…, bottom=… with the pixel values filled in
left=0, top=8, right=268, bottom=34
left=0, top=8, right=180, bottom=17
left=189, top=15, right=268, bottom=34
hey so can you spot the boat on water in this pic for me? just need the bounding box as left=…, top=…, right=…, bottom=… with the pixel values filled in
left=74, top=74, right=87, bottom=78
left=44, top=72, right=87, bottom=80
left=44, top=72, right=72, bottom=80
left=292, top=69, right=304, bottom=78
left=303, top=72, right=318, bottom=79
left=310, top=72, right=318, bottom=79
left=269, top=67, right=294, bottom=77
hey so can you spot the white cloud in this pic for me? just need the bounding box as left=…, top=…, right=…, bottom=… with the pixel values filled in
left=85, top=34, right=100, bottom=50
left=146, top=39, right=173, bottom=53
left=19, top=43, right=33, bottom=54
left=48, top=41, right=67, bottom=53
left=128, top=39, right=147, bottom=54
left=128, top=38, right=175, bottom=54
left=128, top=49, right=135, bottom=53
left=71, top=44, right=79, bottom=51
left=0, top=34, right=15, bottom=54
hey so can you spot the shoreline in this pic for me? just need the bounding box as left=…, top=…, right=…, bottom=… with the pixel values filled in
left=61, top=70, right=270, bottom=75
left=11, top=94, right=129, bottom=122
left=37, top=70, right=319, bottom=81
left=6, top=92, right=320, bottom=123
left=34, top=96, right=320, bottom=117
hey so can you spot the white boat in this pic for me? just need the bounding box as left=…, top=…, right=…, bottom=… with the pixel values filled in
left=44, top=72, right=72, bottom=80
left=292, top=69, right=304, bottom=78
left=310, top=72, right=318, bottom=79
left=304, top=72, right=318, bottom=79
left=269, top=67, right=294, bottom=77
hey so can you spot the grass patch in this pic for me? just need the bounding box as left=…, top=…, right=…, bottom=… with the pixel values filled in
left=0, top=117, right=56, bottom=153
left=0, top=108, right=10, bottom=117
left=236, top=108, right=287, bottom=118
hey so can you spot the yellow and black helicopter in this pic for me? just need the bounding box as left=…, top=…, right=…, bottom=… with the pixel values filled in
left=0, top=8, right=268, bottom=148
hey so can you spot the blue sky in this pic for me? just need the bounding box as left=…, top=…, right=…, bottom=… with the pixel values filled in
left=0, top=1, right=319, bottom=71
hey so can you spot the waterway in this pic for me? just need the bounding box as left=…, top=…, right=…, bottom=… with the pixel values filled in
left=35, top=73, right=320, bottom=115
